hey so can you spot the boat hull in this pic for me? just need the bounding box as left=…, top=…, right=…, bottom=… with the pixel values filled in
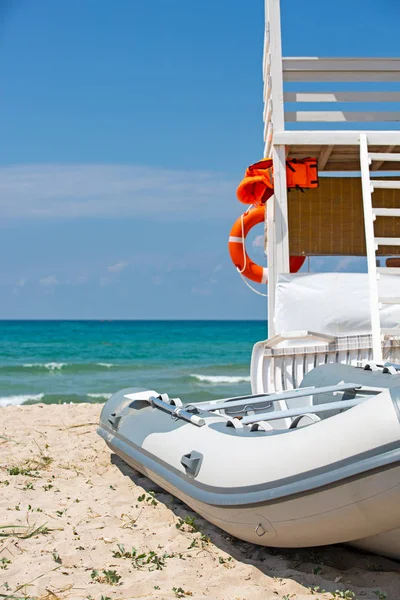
left=98, top=367, right=400, bottom=559
left=103, top=430, right=400, bottom=556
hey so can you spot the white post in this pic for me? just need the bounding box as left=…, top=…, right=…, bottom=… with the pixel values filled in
left=266, top=193, right=276, bottom=335
left=264, top=0, right=289, bottom=335
left=360, top=134, right=383, bottom=363
left=267, top=0, right=289, bottom=276
left=266, top=0, right=285, bottom=132
left=272, top=146, right=290, bottom=273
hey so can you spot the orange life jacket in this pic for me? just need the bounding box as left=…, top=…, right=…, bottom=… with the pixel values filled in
left=236, top=157, right=319, bottom=206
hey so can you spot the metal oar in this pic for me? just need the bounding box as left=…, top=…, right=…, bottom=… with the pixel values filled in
left=190, top=383, right=362, bottom=414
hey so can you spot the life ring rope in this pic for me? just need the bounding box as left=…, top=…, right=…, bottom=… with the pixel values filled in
left=228, top=205, right=305, bottom=287
left=237, top=268, right=268, bottom=297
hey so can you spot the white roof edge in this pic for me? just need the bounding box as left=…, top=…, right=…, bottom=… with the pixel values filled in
left=273, top=131, right=400, bottom=145
left=283, top=56, right=400, bottom=62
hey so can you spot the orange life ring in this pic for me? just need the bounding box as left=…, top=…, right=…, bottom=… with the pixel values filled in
left=228, top=206, right=306, bottom=284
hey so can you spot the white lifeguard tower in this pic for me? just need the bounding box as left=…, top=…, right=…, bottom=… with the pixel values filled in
left=251, top=0, right=400, bottom=395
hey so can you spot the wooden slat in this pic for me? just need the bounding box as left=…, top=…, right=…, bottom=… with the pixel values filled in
left=373, top=208, right=400, bottom=217
left=283, top=58, right=400, bottom=82
left=264, top=26, right=270, bottom=56
left=263, top=98, right=272, bottom=124
left=284, top=72, right=400, bottom=83
left=283, top=57, right=400, bottom=71
left=379, top=297, right=400, bottom=304
left=369, top=152, right=400, bottom=162
left=371, top=146, right=396, bottom=171
left=284, top=91, right=400, bottom=103
left=263, top=52, right=271, bottom=81
left=372, top=180, right=400, bottom=190
left=377, top=267, right=400, bottom=273
left=285, top=111, right=400, bottom=123
left=263, top=75, right=272, bottom=102
left=318, top=145, right=334, bottom=170
left=375, top=237, right=400, bottom=246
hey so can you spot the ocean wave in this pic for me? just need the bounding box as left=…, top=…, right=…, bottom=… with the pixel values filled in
left=23, top=362, right=66, bottom=370
left=190, top=374, right=251, bottom=384
left=0, top=391, right=114, bottom=407
left=0, top=393, right=44, bottom=407
left=0, top=362, right=120, bottom=374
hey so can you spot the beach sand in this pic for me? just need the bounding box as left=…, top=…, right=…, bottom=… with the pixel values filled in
left=1, top=404, right=399, bottom=600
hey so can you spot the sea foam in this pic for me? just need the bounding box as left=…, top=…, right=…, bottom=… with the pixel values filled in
left=23, top=362, right=66, bottom=370
left=0, top=393, right=44, bottom=407
left=190, top=374, right=251, bottom=384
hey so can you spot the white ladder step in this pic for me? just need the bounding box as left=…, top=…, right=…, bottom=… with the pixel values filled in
left=372, top=208, right=400, bottom=217
left=371, top=180, right=400, bottom=191
left=377, top=267, right=400, bottom=274
left=369, top=152, right=400, bottom=162
left=375, top=237, right=400, bottom=246
left=379, top=297, right=400, bottom=305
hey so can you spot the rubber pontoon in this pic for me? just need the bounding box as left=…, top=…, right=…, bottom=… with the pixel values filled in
left=98, top=363, right=400, bottom=560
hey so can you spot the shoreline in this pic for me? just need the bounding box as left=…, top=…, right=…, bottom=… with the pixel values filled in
left=1, top=403, right=399, bottom=600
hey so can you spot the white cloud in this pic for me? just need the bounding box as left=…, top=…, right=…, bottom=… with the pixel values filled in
left=39, top=275, right=58, bottom=287
left=108, top=261, right=128, bottom=273
left=252, top=234, right=264, bottom=249
left=0, top=164, right=236, bottom=220
left=17, top=278, right=26, bottom=287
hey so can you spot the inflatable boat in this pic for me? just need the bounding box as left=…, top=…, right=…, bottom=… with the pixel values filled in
left=97, top=0, right=400, bottom=560
left=98, top=362, right=400, bottom=559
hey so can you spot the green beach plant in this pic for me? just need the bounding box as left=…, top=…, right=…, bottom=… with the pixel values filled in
left=137, top=490, right=158, bottom=506
left=111, top=544, right=174, bottom=570
left=0, top=557, right=11, bottom=570
left=176, top=516, right=198, bottom=532
left=7, top=466, right=36, bottom=477
left=218, top=556, right=233, bottom=566
left=90, top=569, right=121, bottom=585
left=331, top=591, right=356, bottom=599
left=52, top=550, right=62, bottom=564
left=172, top=588, right=193, bottom=598
left=0, top=524, right=50, bottom=539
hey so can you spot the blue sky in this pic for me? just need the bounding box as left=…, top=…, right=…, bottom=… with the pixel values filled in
left=0, top=0, right=399, bottom=319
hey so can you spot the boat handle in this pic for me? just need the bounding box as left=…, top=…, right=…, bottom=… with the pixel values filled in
left=181, top=451, right=203, bottom=478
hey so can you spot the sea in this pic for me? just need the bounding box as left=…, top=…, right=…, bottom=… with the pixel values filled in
left=0, top=320, right=267, bottom=408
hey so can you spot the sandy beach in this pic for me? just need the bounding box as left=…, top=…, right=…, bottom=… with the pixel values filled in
left=1, top=404, right=399, bottom=600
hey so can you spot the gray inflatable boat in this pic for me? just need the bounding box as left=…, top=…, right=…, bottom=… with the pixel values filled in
left=98, top=363, right=400, bottom=559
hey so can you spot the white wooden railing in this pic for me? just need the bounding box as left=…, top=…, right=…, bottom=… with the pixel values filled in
left=263, top=1, right=400, bottom=155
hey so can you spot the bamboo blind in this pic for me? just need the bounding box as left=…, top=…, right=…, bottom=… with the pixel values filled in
left=288, top=177, right=400, bottom=256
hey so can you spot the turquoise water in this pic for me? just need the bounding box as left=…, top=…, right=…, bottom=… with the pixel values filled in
left=0, top=321, right=267, bottom=407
